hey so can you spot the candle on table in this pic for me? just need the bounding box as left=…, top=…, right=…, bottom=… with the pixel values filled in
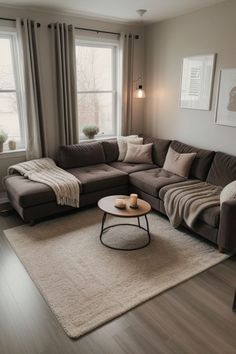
left=115, top=198, right=126, bottom=208
left=130, top=193, right=138, bottom=207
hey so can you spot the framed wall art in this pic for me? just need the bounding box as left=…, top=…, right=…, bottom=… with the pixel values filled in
left=180, top=54, right=216, bottom=110
left=215, top=68, right=236, bottom=127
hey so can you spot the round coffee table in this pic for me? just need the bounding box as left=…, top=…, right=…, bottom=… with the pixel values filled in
left=98, top=195, right=151, bottom=251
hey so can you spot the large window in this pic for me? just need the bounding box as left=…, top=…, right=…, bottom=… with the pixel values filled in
left=0, top=30, right=25, bottom=152
left=76, top=40, right=118, bottom=138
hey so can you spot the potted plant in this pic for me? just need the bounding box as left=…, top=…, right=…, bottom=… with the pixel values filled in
left=82, top=125, right=99, bottom=139
left=0, top=129, right=8, bottom=153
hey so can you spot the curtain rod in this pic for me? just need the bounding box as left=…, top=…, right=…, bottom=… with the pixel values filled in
left=0, top=17, right=41, bottom=27
left=48, top=24, right=139, bottom=39
left=75, top=27, right=140, bottom=39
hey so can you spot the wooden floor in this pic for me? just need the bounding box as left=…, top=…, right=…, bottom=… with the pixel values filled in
left=0, top=206, right=236, bottom=354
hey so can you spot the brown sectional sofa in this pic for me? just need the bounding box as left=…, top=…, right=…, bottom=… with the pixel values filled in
left=4, top=135, right=236, bottom=253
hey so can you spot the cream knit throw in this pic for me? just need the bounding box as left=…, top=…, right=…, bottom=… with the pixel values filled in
left=163, top=180, right=221, bottom=228
left=8, top=158, right=80, bottom=208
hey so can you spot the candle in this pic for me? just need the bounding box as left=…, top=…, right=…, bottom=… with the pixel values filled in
left=115, top=198, right=126, bottom=208
left=130, top=193, right=138, bottom=208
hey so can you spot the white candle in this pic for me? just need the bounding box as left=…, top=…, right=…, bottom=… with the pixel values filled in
left=130, top=193, right=138, bottom=207
left=115, top=198, right=126, bottom=208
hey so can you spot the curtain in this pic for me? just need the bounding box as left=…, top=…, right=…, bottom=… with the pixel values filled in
left=120, top=33, right=135, bottom=136
left=50, top=23, right=78, bottom=145
left=17, top=18, right=47, bottom=160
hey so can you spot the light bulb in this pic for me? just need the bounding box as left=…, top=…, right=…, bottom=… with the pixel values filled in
left=134, top=85, right=146, bottom=98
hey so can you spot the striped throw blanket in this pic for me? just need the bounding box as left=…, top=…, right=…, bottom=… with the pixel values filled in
left=8, top=158, right=80, bottom=208
left=161, top=180, right=222, bottom=228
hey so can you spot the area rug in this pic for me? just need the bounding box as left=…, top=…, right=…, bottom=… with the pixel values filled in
left=4, top=208, right=229, bottom=338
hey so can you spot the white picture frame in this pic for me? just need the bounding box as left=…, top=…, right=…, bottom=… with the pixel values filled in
left=180, top=54, right=216, bottom=110
left=215, top=69, right=236, bottom=127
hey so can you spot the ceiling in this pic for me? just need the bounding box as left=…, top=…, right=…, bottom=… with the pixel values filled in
left=1, top=0, right=227, bottom=23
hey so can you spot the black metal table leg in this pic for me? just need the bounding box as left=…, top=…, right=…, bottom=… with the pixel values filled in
left=145, top=214, right=151, bottom=245
left=233, top=289, right=236, bottom=312
left=99, top=212, right=107, bottom=242
left=99, top=213, right=151, bottom=251
left=137, top=217, right=140, bottom=227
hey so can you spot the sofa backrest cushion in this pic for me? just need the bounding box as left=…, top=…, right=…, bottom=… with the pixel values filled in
left=101, top=140, right=119, bottom=163
left=170, top=140, right=215, bottom=181
left=59, top=142, right=106, bottom=169
left=206, top=151, right=236, bottom=187
left=140, top=135, right=171, bottom=167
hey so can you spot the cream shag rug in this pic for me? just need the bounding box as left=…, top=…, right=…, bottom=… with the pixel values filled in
left=4, top=208, right=229, bottom=338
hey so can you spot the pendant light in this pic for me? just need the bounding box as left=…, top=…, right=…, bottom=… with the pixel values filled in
left=134, top=9, right=147, bottom=99
left=134, top=84, right=146, bottom=98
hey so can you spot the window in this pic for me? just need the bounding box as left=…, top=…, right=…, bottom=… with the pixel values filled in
left=0, top=30, right=25, bottom=152
left=76, top=40, right=118, bottom=138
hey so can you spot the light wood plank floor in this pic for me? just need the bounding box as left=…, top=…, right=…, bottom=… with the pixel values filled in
left=0, top=206, right=235, bottom=354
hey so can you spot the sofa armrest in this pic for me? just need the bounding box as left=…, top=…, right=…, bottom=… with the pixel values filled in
left=218, top=200, right=236, bottom=253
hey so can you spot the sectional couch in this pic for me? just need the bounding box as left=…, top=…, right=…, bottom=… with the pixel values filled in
left=4, top=135, right=236, bottom=253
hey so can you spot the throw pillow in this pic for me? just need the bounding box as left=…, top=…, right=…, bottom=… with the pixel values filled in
left=123, top=143, right=153, bottom=164
left=220, top=180, right=236, bottom=206
left=117, top=136, right=143, bottom=161
left=163, top=146, right=196, bottom=178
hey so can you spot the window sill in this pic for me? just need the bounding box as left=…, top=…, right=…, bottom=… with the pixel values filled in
left=80, top=136, right=117, bottom=143
left=0, top=149, right=26, bottom=160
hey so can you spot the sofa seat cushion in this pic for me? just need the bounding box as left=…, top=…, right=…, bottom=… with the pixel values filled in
left=67, top=163, right=128, bottom=194
left=109, top=161, right=157, bottom=174
left=129, top=168, right=185, bottom=197
left=4, top=175, right=56, bottom=208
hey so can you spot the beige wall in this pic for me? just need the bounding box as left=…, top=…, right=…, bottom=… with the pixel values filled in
left=0, top=5, right=144, bottom=191
left=144, top=0, right=236, bottom=155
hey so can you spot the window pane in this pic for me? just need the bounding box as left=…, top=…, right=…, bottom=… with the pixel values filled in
left=0, top=92, right=23, bottom=150
left=78, top=93, right=114, bottom=136
left=76, top=45, right=112, bottom=91
left=0, top=38, right=16, bottom=90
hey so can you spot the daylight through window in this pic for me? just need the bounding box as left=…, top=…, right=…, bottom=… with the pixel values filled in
left=76, top=40, right=118, bottom=138
left=0, top=31, right=25, bottom=152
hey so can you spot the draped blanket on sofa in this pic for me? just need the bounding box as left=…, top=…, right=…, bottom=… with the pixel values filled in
left=8, top=158, right=80, bottom=208
left=161, top=180, right=222, bottom=228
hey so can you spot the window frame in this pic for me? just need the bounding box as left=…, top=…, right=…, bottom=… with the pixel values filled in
left=75, top=38, right=119, bottom=139
left=0, top=28, right=26, bottom=152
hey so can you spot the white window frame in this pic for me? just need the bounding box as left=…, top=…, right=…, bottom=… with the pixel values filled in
left=75, top=38, right=119, bottom=139
left=0, top=28, right=26, bottom=152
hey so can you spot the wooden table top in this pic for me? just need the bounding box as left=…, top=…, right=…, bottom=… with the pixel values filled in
left=98, top=195, right=151, bottom=218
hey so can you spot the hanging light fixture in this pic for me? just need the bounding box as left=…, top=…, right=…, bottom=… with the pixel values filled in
left=134, top=9, right=147, bottom=99
left=134, top=83, right=146, bottom=98
left=136, top=9, right=147, bottom=17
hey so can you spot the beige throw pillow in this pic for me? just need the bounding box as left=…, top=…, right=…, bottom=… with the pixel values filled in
left=117, top=136, right=143, bottom=161
left=123, top=143, right=153, bottom=164
left=163, top=147, right=196, bottom=178
left=220, top=180, right=236, bottom=206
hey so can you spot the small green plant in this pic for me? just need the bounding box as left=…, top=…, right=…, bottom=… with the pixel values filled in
left=0, top=129, right=8, bottom=144
left=82, top=125, right=99, bottom=139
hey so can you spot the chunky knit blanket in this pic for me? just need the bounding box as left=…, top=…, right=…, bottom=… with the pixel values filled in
left=8, top=158, right=80, bottom=208
left=161, top=180, right=222, bottom=228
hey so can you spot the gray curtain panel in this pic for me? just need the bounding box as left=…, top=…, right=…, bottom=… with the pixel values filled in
left=17, top=18, right=47, bottom=160
left=120, top=33, right=135, bottom=136
left=50, top=23, right=79, bottom=145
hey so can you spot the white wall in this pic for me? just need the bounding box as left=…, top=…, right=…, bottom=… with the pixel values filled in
left=0, top=5, right=144, bottom=191
left=144, top=0, right=236, bottom=155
